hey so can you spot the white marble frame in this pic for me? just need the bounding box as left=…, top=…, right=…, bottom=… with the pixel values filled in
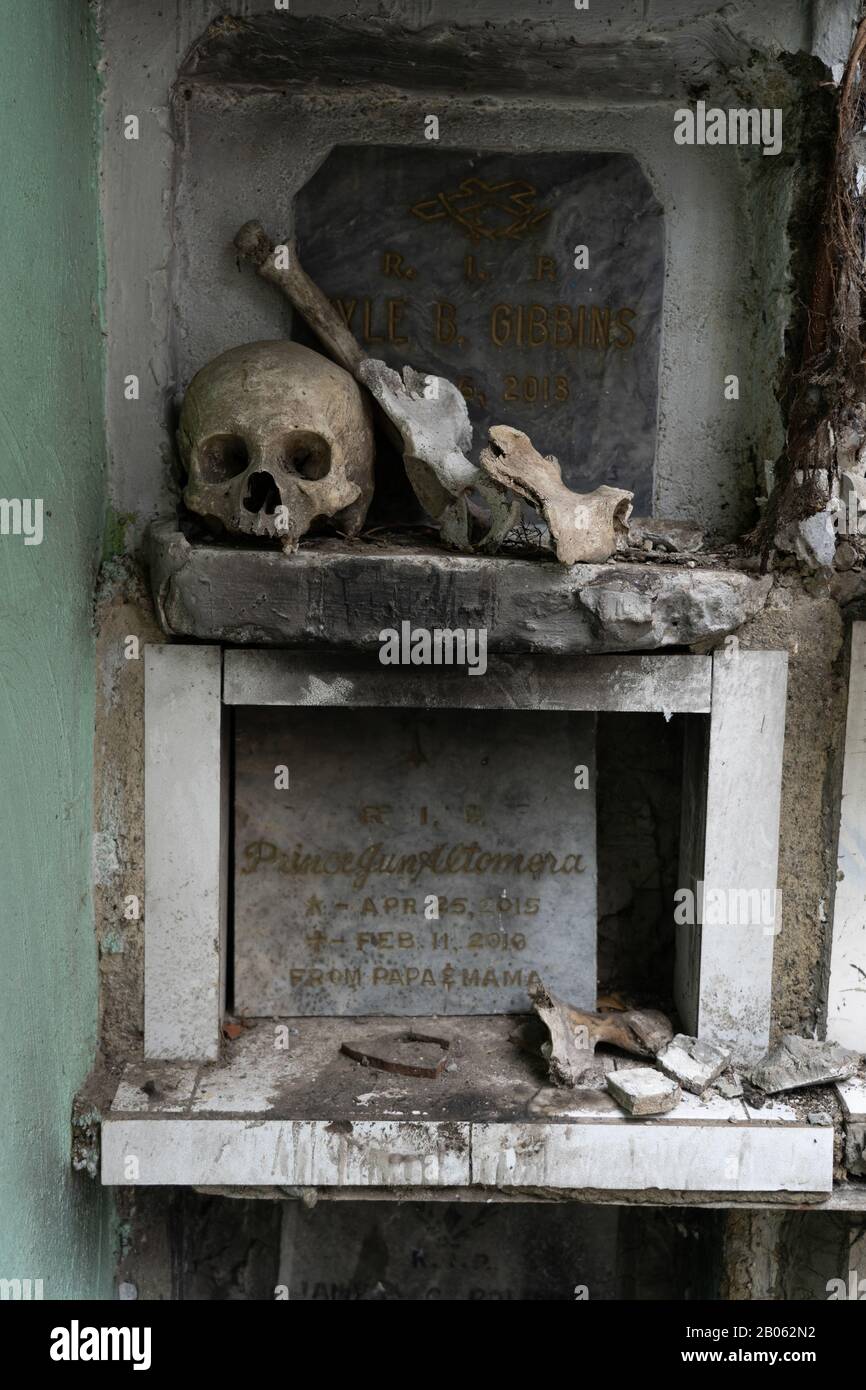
left=143, top=646, right=787, bottom=1063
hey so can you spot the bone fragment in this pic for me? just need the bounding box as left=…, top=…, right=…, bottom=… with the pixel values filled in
left=480, top=424, right=633, bottom=564
left=235, top=220, right=516, bottom=551
left=531, top=982, right=673, bottom=1087
left=234, top=222, right=362, bottom=374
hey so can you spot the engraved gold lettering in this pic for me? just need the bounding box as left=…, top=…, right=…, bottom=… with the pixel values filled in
left=533, top=256, right=556, bottom=282
left=464, top=254, right=489, bottom=282
left=334, top=298, right=357, bottom=330
left=527, top=305, right=548, bottom=347
left=590, top=305, right=611, bottom=348
left=241, top=838, right=585, bottom=884
left=386, top=297, right=409, bottom=346
left=553, top=304, right=574, bottom=348
left=382, top=250, right=416, bottom=279
left=362, top=297, right=384, bottom=344
left=490, top=303, right=511, bottom=347
left=614, top=305, right=636, bottom=349
left=434, top=300, right=458, bottom=344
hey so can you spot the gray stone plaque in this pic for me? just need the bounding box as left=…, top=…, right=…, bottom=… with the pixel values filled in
left=234, top=707, right=596, bottom=1016
left=295, top=146, right=663, bottom=509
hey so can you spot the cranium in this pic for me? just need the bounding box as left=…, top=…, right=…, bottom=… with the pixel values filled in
left=178, top=340, right=375, bottom=552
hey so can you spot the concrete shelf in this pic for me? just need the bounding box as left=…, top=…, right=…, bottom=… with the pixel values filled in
left=101, top=1018, right=833, bottom=1200
left=148, top=521, right=772, bottom=654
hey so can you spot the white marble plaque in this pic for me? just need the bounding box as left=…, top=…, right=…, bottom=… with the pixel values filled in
left=234, top=707, right=597, bottom=1015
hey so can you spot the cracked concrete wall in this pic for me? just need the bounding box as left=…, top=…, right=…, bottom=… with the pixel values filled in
left=732, top=582, right=848, bottom=1039
left=722, top=1208, right=866, bottom=1299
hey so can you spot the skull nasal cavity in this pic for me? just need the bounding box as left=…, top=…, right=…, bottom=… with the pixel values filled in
left=243, top=471, right=281, bottom=515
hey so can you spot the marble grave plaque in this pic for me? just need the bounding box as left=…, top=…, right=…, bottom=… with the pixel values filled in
left=234, top=707, right=597, bottom=1016
left=295, top=146, right=664, bottom=509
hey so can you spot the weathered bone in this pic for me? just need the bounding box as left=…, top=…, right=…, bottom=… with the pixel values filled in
left=357, top=360, right=519, bottom=551
left=234, top=222, right=362, bottom=375
left=531, top=982, right=673, bottom=1087
left=234, top=220, right=516, bottom=552
left=480, top=424, right=633, bottom=564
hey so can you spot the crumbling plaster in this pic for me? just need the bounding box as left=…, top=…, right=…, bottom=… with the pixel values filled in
left=732, top=582, right=847, bottom=1041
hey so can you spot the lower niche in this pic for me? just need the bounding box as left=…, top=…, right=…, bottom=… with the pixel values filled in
left=231, top=707, right=681, bottom=1019
left=278, top=1200, right=723, bottom=1302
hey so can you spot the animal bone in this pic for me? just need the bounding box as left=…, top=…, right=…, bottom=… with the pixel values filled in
left=234, top=220, right=516, bottom=552
left=357, top=360, right=519, bottom=551
left=480, top=424, right=633, bottom=563
left=234, top=222, right=362, bottom=375
left=531, top=982, right=673, bottom=1087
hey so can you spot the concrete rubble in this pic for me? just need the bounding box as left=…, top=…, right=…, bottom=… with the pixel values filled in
left=713, top=1071, right=744, bottom=1100
left=777, top=512, right=837, bottom=571
left=657, top=1034, right=731, bottom=1095
left=607, top=1068, right=681, bottom=1117
left=627, top=517, right=704, bottom=553
left=748, top=1035, right=861, bottom=1095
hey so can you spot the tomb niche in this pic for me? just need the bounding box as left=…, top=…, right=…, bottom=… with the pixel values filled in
left=294, top=145, right=664, bottom=511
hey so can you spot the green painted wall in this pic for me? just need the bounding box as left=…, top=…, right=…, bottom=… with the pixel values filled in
left=0, top=0, right=113, bottom=1297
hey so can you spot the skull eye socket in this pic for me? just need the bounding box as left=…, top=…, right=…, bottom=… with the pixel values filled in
left=280, top=432, right=331, bottom=481
left=198, top=433, right=249, bottom=483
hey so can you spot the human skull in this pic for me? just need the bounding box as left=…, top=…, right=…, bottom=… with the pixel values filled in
left=178, top=340, right=375, bottom=552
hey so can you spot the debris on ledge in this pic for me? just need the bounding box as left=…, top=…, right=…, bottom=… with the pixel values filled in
left=748, top=1036, right=861, bottom=1095
left=658, top=1034, right=731, bottom=1096
left=608, top=1069, right=681, bottom=1116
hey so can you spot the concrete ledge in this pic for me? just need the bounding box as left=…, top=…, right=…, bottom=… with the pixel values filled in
left=148, top=523, right=772, bottom=654
left=100, top=1024, right=833, bottom=1196
left=101, top=1114, right=832, bottom=1195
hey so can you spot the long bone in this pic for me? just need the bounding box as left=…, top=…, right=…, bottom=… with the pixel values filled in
left=234, top=220, right=517, bottom=551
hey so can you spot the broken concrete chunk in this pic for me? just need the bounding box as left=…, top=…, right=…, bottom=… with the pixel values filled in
left=627, top=517, right=704, bottom=554
left=713, top=1070, right=744, bottom=1100
left=657, top=1034, right=731, bottom=1096
left=479, top=424, right=632, bottom=564
left=748, top=1035, right=861, bottom=1094
left=607, top=1068, right=681, bottom=1116
left=777, top=512, right=837, bottom=570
